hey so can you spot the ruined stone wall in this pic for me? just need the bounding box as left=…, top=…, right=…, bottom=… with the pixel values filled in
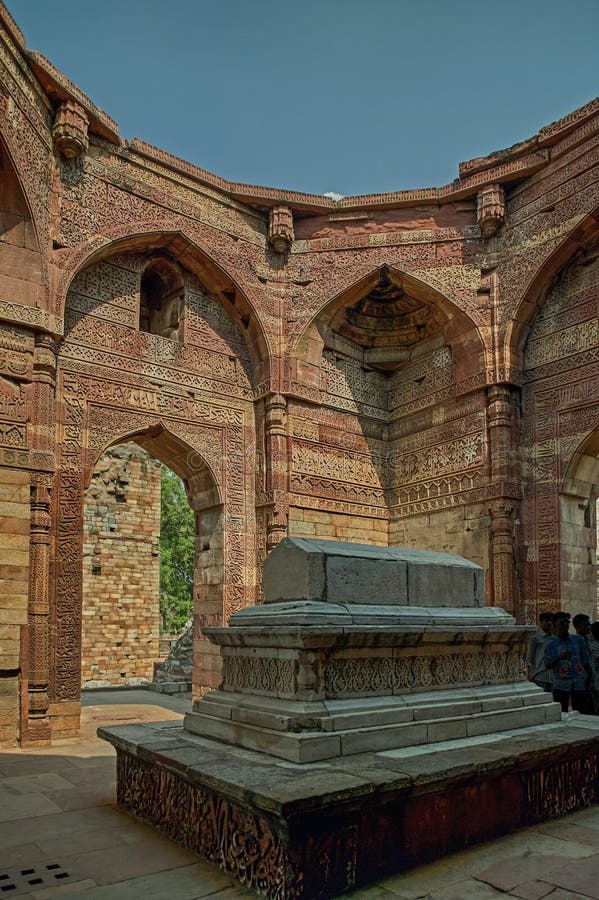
left=81, top=443, right=161, bottom=686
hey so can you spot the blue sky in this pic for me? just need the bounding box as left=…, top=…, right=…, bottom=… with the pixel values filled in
left=5, top=0, right=598, bottom=196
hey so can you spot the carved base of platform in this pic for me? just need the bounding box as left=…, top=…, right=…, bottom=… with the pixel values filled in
left=100, top=718, right=599, bottom=899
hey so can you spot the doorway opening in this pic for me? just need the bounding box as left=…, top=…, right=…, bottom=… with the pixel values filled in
left=81, top=441, right=195, bottom=687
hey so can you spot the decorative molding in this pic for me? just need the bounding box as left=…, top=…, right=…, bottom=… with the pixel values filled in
left=268, top=205, right=294, bottom=253
left=53, top=100, right=89, bottom=159
left=477, top=185, right=506, bottom=237
left=0, top=302, right=62, bottom=335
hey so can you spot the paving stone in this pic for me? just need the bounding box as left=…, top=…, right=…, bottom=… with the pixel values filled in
left=43, top=786, right=115, bottom=812
left=509, top=880, right=558, bottom=899
left=31, top=880, right=98, bottom=899
left=543, top=891, right=596, bottom=900
left=0, top=805, right=135, bottom=850
left=0, top=842, right=48, bottom=868
left=0, top=758, right=80, bottom=777
left=541, top=853, right=599, bottom=899
left=59, top=839, right=200, bottom=886
left=565, top=807, right=599, bottom=832
left=474, top=853, right=566, bottom=892
left=36, top=826, right=132, bottom=859
left=0, top=788, right=63, bottom=822
left=383, top=831, right=594, bottom=898
left=41, top=863, right=236, bottom=899
left=427, top=879, right=507, bottom=898
left=537, top=822, right=599, bottom=848
left=2, top=773, right=75, bottom=794
left=339, top=886, right=401, bottom=898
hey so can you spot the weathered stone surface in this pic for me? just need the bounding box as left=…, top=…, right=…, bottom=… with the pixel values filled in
left=154, top=621, right=193, bottom=684
left=185, top=539, right=553, bottom=761
left=263, top=537, right=483, bottom=607
left=100, top=717, right=599, bottom=898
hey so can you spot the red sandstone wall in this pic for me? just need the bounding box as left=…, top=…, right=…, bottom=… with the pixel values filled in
left=521, top=252, right=599, bottom=620
left=0, top=0, right=598, bottom=744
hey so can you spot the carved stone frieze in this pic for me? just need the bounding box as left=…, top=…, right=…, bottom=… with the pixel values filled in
left=325, top=649, right=522, bottom=695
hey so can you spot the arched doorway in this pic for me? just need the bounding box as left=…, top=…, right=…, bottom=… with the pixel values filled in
left=81, top=429, right=220, bottom=691
left=560, top=429, right=599, bottom=619
left=82, top=440, right=201, bottom=688
left=520, top=227, right=599, bottom=620
left=47, top=240, right=259, bottom=740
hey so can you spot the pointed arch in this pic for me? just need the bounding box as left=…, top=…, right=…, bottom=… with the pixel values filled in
left=562, top=422, right=599, bottom=500
left=55, top=227, right=271, bottom=383
left=293, top=264, right=486, bottom=384
left=507, top=206, right=599, bottom=369
left=85, top=423, right=222, bottom=509
left=0, top=131, right=46, bottom=312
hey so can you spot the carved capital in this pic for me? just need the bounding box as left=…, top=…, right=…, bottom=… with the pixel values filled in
left=265, top=393, right=288, bottom=436
left=489, top=499, right=514, bottom=535
left=33, top=333, right=58, bottom=383
left=477, top=184, right=505, bottom=237
left=486, top=384, right=512, bottom=427
left=268, top=206, right=294, bottom=253
left=31, top=473, right=52, bottom=515
left=266, top=495, right=289, bottom=551
left=53, top=101, right=89, bottom=159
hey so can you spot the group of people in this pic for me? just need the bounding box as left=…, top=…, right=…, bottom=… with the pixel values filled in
left=525, top=611, right=599, bottom=714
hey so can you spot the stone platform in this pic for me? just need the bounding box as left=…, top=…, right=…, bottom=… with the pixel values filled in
left=100, top=539, right=581, bottom=897
left=184, top=539, right=560, bottom=762
left=100, top=717, right=599, bottom=899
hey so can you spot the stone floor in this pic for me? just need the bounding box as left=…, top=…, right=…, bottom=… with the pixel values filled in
left=1, top=691, right=599, bottom=899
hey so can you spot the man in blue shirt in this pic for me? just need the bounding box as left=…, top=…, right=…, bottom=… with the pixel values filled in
left=525, top=611, right=553, bottom=691
left=545, top=612, right=593, bottom=713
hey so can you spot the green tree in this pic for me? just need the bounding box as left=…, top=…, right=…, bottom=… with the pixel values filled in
left=159, top=466, right=194, bottom=634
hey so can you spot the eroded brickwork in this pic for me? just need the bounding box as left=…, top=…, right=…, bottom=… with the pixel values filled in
left=81, top=443, right=161, bottom=686
left=0, top=0, right=598, bottom=744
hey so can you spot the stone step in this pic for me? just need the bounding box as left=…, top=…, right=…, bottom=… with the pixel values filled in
left=184, top=697, right=562, bottom=763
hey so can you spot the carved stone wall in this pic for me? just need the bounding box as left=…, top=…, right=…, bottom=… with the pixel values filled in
left=53, top=250, right=257, bottom=715
left=82, top=443, right=161, bottom=686
left=521, top=250, right=599, bottom=620
left=0, top=3, right=598, bottom=743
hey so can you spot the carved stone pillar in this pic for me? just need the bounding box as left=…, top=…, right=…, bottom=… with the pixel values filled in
left=31, top=334, right=58, bottom=451
left=489, top=500, right=515, bottom=615
left=486, top=384, right=520, bottom=616
left=25, top=474, right=53, bottom=743
left=486, top=384, right=514, bottom=482
left=23, top=334, right=58, bottom=744
left=264, top=393, right=289, bottom=550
